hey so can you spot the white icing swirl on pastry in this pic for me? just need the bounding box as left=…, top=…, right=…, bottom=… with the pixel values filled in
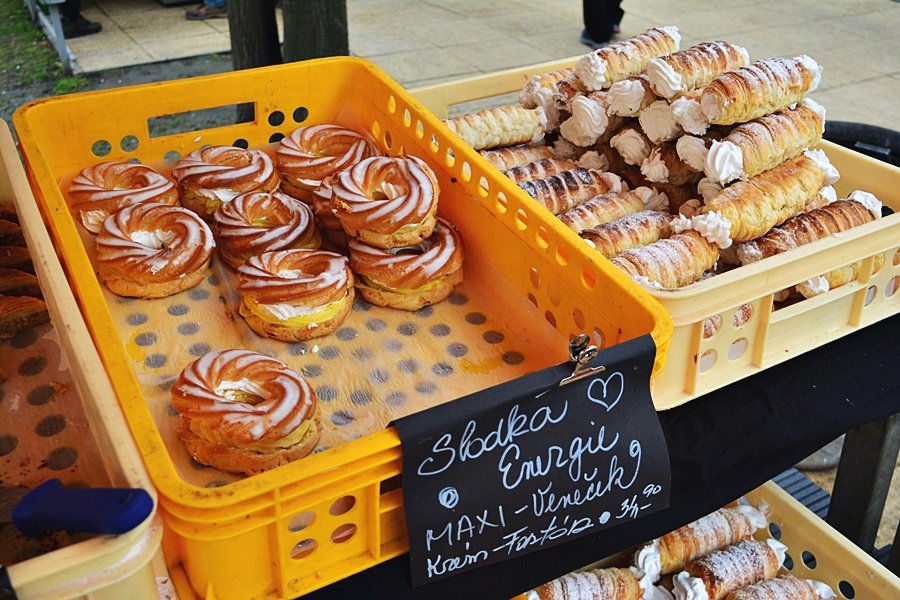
left=640, top=150, right=669, bottom=183
left=671, top=97, right=709, bottom=135
left=608, top=79, right=651, bottom=116
left=803, top=149, right=840, bottom=185
left=577, top=150, right=609, bottom=172
left=635, top=186, right=667, bottom=211
left=675, top=135, right=709, bottom=172
left=635, top=541, right=662, bottom=583
left=276, top=124, right=381, bottom=194
left=559, top=95, right=610, bottom=147
left=693, top=210, right=733, bottom=248
left=575, top=52, right=609, bottom=91
left=673, top=572, right=708, bottom=600
left=611, top=128, right=652, bottom=166
left=807, top=579, right=837, bottom=600
left=646, top=58, right=683, bottom=99
left=802, top=97, right=827, bottom=123
left=697, top=177, right=723, bottom=202
left=705, top=140, right=745, bottom=184
left=848, top=190, right=882, bottom=219
left=671, top=214, right=693, bottom=234
left=172, top=145, right=278, bottom=204
left=795, top=54, right=823, bottom=92
left=639, top=100, right=682, bottom=143
left=237, top=249, right=351, bottom=307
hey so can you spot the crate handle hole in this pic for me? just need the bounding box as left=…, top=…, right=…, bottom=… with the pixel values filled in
left=269, top=132, right=285, bottom=143
left=330, top=523, right=357, bottom=544
left=460, top=161, right=472, bottom=182
left=384, top=130, right=393, bottom=150
left=698, top=349, right=717, bottom=373
left=801, top=550, right=816, bottom=569
left=768, top=522, right=782, bottom=540
left=415, top=120, right=425, bottom=139
left=887, top=276, right=898, bottom=297
left=403, top=108, right=412, bottom=127
left=388, top=95, right=397, bottom=114
left=535, top=226, right=550, bottom=250
left=120, top=135, right=139, bottom=152
left=703, top=315, right=722, bottom=339
left=733, top=304, right=752, bottom=328
left=445, top=147, right=455, bottom=168
left=838, top=580, right=855, bottom=599
left=288, top=511, right=316, bottom=532
left=91, top=140, right=111, bottom=157
left=293, top=106, right=309, bottom=123
left=495, top=192, right=507, bottom=212
left=864, top=285, right=877, bottom=306
left=329, top=495, right=356, bottom=516
left=429, top=134, right=440, bottom=154
left=782, top=551, right=794, bottom=570
left=148, top=103, right=254, bottom=139
left=290, top=538, right=318, bottom=559
left=555, top=245, right=570, bottom=266
left=478, top=177, right=490, bottom=198
left=268, top=111, right=285, bottom=127
left=515, top=208, right=528, bottom=231
left=727, top=338, right=747, bottom=361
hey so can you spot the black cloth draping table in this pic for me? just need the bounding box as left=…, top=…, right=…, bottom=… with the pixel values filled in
left=308, top=313, right=900, bottom=600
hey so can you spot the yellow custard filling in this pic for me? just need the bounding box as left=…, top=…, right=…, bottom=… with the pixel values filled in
left=244, top=293, right=349, bottom=327
left=191, top=417, right=313, bottom=451
left=361, top=274, right=447, bottom=295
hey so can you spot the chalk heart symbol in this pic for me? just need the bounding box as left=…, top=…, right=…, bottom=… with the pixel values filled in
left=587, top=371, right=624, bottom=412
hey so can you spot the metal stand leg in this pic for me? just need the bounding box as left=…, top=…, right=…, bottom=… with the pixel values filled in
left=889, top=520, right=900, bottom=576
left=827, top=413, right=900, bottom=553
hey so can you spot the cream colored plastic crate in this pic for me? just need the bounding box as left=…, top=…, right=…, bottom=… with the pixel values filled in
left=413, top=60, right=900, bottom=409
left=1, top=119, right=163, bottom=600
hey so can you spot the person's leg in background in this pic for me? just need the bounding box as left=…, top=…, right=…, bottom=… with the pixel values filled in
left=61, top=0, right=102, bottom=38
left=581, top=0, right=624, bottom=49
left=186, top=0, right=227, bottom=21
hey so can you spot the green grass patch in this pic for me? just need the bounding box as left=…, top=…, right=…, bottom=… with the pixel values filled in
left=54, top=75, right=86, bottom=95
left=0, top=0, right=62, bottom=87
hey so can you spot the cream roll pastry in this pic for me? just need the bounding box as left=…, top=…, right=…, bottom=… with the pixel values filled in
left=349, top=218, right=464, bottom=311
left=237, top=249, right=354, bottom=341
left=212, top=190, right=321, bottom=269
left=68, top=161, right=178, bottom=234
left=331, top=155, right=439, bottom=248
left=95, top=202, right=215, bottom=298
left=172, top=145, right=280, bottom=219
left=275, top=124, right=382, bottom=203
left=172, top=349, right=321, bottom=475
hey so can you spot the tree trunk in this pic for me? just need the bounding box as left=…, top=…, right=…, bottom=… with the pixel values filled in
left=282, top=0, right=349, bottom=62
left=227, top=0, right=281, bottom=122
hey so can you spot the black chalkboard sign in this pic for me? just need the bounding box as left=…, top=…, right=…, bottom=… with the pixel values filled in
left=394, top=333, right=670, bottom=587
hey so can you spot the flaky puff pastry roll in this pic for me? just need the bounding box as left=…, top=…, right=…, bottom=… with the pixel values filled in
left=520, top=68, right=575, bottom=108
left=504, top=158, right=579, bottom=183
left=559, top=91, right=626, bottom=147
left=700, top=56, right=822, bottom=126
left=529, top=567, right=671, bottom=600
left=481, top=145, right=554, bottom=171
left=576, top=26, right=682, bottom=91
left=735, top=196, right=880, bottom=266
left=444, top=105, right=548, bottom=151
left=705, top=99, right=826, bottom=184
left=521, top=169, right=627, bottom=215
left=673, top=539, right=787, bottom=600
left=641, top=143, right=703, bottom=186
left=723, top=575, right=836, bottom=600
left=692, top=150, right=837, bottom=248
left=647, top=41, right=750, bottom=100
left=581, top=210, right=674, bottom=258
left=798, top=253, right=886, bottom=299
left=634, top=505, right=768, bottom=582
left=611, top=230, right=719, bottom=289
left=559, top=188, right=655, bottom=232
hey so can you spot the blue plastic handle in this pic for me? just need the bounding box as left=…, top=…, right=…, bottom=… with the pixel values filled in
left=11, top=479, right=154, bottom=537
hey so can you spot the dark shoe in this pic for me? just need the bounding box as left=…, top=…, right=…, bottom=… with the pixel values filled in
left=579, top=29, right=608, bottom=50
left=62, top=15, right=102, bottom=39
left=186, top=5, right=227, bottom=20
left=612, top=23, right=621, bottom=34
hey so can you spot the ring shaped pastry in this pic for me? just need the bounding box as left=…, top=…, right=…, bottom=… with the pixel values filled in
left=172, top=145, right=280, bottom=220
left=172, top=349, right=321, bottom=475
left=349, top=218, right=464, bottom=311
left=331, top=156, right=439, bottom=249
left=68, top=162, right=178, bottom=234
left=276, top=124, right=382, bottom=203
left=212, top=190, right=321, bottom=269
left=237, top=248, right=354, bottom=341
left=96, top=202, right=215, bottom=298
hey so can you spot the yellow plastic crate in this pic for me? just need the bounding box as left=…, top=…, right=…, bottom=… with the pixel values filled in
left=513, top=479, right=900, bottom=599
left=1, top=120, right=162, bottom=599
left=13, top=58, right=671, bottom=599
left=413, top=59, right=900, bottom=409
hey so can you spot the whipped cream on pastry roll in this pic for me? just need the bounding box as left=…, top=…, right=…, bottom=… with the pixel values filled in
left=639, top=101, right=683, bottom=143
left=641, top=151, right=669, bottom=183
left=803, top=149, right=840, bottom=185
left=671, top=96, right=709, bottom=135
left=797, top=276, right=830, bottom=298
left=559, top=93, right=611, bottom=147
left=705, top=140, right=745, bottom=184
left=678, top=198, right=704, bottom=218
left=848, top=190, right=882, bottom=219
left=577, top=150, right=610, bottom=172
left=575, top=26, right=681, bottom=91
left=675, top=135, right=709, bottom=172
left=608, top=77, right=657, bottom=116
left=611, top=126, right=652, bottom=166
left=697, top=177, right=724, bottom=202
left=691, top=210, right=733, bottom=248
